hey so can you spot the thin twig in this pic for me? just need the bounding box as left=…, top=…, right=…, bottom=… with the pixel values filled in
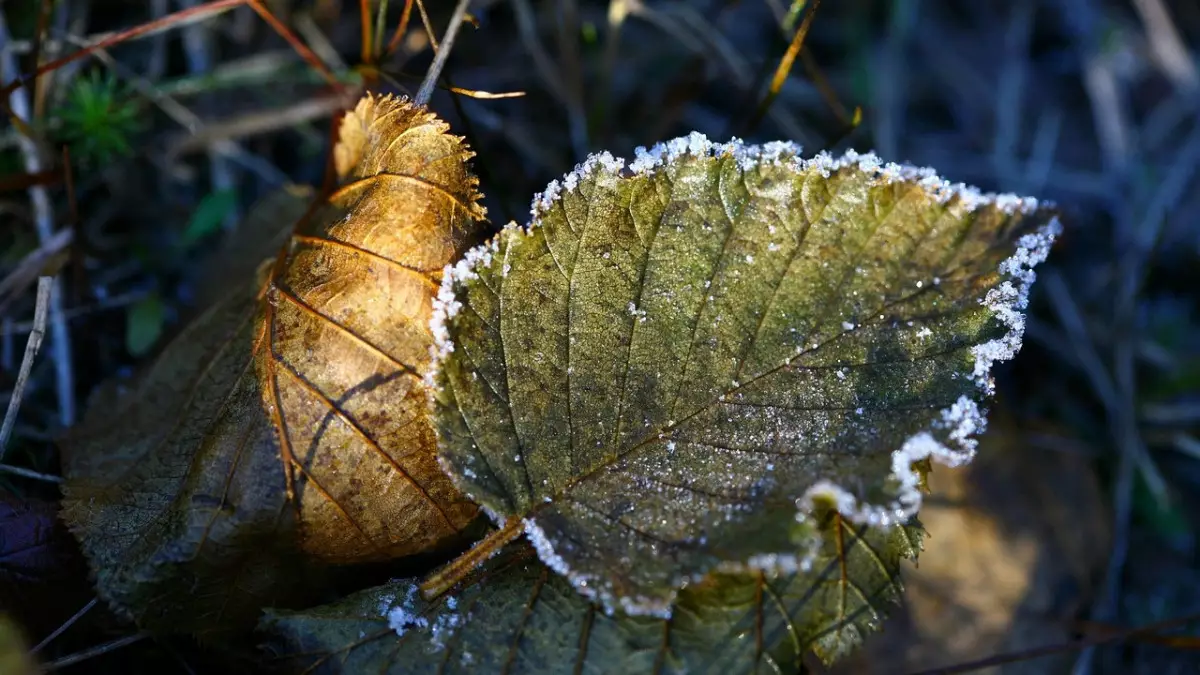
left=167, top=93, right=355, bottom=156
left=748, top=0, right=821, bottom=135
left=33, top=598, right=98, bottom=653
left=0, top=0, right=243, bottom=100
left=415, top=0, right=472, bottom=106
left=1131, top=0, right=1198, bottom=92
left=4, top=289, right=152, bottom=336
left=0, top=463, right=63, bottom=483
left=510, top=0, right=568, bottom=102
left=178, top=0, right=239, bottom=231
left=43, top=632, right=148, bottom=671
left=383, top=0, right=416, bottom=58
left=414, top=0, right=438, bottom=50
left=0, top=277, right=52, bottom=459
left=0, top=227, right=72, bottom=315
left=0, top=15, right=75, bottom=428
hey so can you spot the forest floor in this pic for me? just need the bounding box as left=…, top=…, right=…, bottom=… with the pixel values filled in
left=1, top=1, right=1198, bottom=673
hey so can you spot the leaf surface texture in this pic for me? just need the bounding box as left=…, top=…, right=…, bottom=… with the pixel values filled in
left=60, top=95, right=486, bottom=632
left=263, top=519, right=922, bottom=673
left=430, top=137, right=1059, bottom=615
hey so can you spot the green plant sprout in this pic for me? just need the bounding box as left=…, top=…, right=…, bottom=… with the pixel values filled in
left=52, top=69, right=142, bottom=165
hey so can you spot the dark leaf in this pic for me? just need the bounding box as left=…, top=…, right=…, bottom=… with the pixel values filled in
left=262, top=519, right=923, bottom=673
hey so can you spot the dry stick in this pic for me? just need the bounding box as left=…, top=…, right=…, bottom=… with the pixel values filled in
left=30, top=0, right=54, bottom=118
left=0, top=16, right=75, bottom=428
left=0, top=0, right=243, bottom=100
left=32, top=598, right=98, bottom=654
left=42, top=632, right=148, bottom=671
left=1131, top=0, right=1198, bottom=92
left=0, top=277, right=52, bottom=459
left=744, top=0, right=821, bottom=136
left=383, top=0, right=416, bottom=58
left=0, top=463, right=63, bottom=483
left=168, top=93, right=354, bottom=157
left=372, top=0, right=390, bottom=64
left=359, top=0, right=373, bottom=63
left=414, top=0, right=473, bottom=106
left=414, top=0, right=438, bottom=50
left=245, top=0, right=340, bottom=87
left=0, top=227, right=72, bottom=315
left=510, top=0, right=569, bottom=104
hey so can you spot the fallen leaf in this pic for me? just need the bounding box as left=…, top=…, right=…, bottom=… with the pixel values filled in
left=62, top=263, right=319, bottom=633
left=261, top=518, right=922, bottom=674
left=428, top=136, right=1060, bottom=616
left=257, top=94, right=484, bottom=562
left=61, top=94, right=487, bottom=633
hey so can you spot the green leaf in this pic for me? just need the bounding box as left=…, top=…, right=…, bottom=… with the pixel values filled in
left=429, top=136, right=1059, bottom=616
left=262, top=519, right=923, bottom=673
left=125, top=292, right=165, bottom=356
left=181, top=189, right=239, bottom=249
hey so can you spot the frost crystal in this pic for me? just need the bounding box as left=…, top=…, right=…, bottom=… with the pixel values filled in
left=432, top=132, right=1060, bottom=618
left=524, top=517, right=674, bottom=619
left=380, top=586, right=429, bottom=637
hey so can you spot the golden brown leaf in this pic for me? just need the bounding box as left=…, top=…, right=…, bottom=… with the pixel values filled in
left=258, top=94, right=485, bottom=562
left=60, top=95, right=487, bottom=633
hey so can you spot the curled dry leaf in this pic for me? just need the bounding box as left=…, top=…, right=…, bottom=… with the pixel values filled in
left=60, top=95, right=485, bottom=632
left=257, top=95, right=483, bottom=561
left=261, top=518, right=922, bottom=674
left=428, top=134, right=1060, bottom=617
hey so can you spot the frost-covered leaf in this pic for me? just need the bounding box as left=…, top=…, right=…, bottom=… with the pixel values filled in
left=60, top=94, right=487, bottom=633
left=429, top=135, right=1059, bottom=616
left=262, top=518, right=922, bottom=674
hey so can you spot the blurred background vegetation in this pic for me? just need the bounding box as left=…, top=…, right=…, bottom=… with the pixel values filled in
left=0, top=0, right=1197, bottom=672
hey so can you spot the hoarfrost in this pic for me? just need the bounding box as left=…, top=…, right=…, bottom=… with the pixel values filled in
left=431, top=130, right=1059, bottom=618
left=524, top=516, right=674, bottom=619
left=381, top=587, right=428, bottom=637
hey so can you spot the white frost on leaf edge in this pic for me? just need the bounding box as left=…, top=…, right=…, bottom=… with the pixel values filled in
left=794, top=211, right=1060, bottom=530
left=524, top=517, right=677, bottom=619
left=426, top=131, right=1061, bottom=617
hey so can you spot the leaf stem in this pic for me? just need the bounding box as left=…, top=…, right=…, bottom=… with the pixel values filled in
left=420, top=517, right=524, bottom=600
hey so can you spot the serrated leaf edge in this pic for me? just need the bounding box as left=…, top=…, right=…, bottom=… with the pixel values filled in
left=425, top=133, right=1060, bottom=615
